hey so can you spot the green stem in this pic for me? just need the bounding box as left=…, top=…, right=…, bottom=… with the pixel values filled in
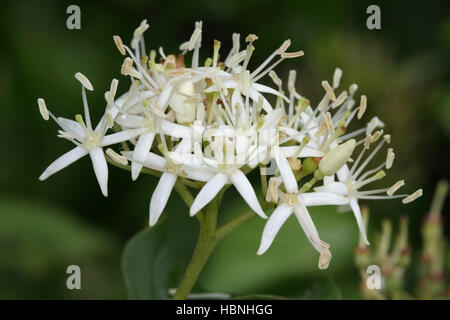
left=172, top=197, right=219, bottom=300
left=215, top=201, right=273, bottom=243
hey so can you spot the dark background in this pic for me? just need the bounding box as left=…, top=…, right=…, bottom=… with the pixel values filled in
left=0, top=0, right=449, bottom=299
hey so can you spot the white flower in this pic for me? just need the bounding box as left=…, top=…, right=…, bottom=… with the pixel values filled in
left=37, top=20, right=422, bottom=272
left=38, top=73, right=144, bottom=196
left=257, top=146, right=349, bottom=269
left=315, top=134, right=422, bottom=244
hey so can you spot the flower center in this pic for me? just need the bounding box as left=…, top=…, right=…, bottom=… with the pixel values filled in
left=82, top=132, right=101, bottom=150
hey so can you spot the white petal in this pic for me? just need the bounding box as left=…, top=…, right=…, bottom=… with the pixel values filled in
left=257, top=203, right=292, bottom=255
left=160, top=118, right=192, bottom=139
left=336, top=164, right=351, bottom=182
left=231, top=170, right=267, bottom=219
left=183, top=165, right=216, bottom=182
left=300, top=191, right=349, bottom=206
left=280, top=146, right=324, bottom=158
left=349, top=198, right=369, bottom=245
left=252, top=83, right=287, bottom=100
left=89, top=147, right=108, bottom=197
left=190, top=173, right=228, bottom=216
left=131, top=132, right=155, bottom=180
left=101, top=128, right=145, bottom=147
left=56, top=117, right=85, bottom=140
left=149, top=173, right=177, bottom=226
left=248, top=87, right=272, bottom=113
left=273, top=147, right=298, bottom=193
left=114, top=114, right=144, bottom=128
left=157, top=83, right=173, bottom=111
left=39, top=146, right=88, bottom=181
left=313, top=182, right=348, bottom=196
left=293, top=200, right=322, bottom=253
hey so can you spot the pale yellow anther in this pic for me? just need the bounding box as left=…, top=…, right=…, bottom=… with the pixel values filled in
left=386, top=148, right=395, bottom=169
left=387, top=180, right=405, bottom=196
left=245, top=34, right=258, bottom=43
left=323, top=112, right=335, bottom=133
left=357, top=95, right=367, bottom=119
left=75, top=72, right=93, bottom=91
left=276, top=39, right=291, bottom=54
left=113, top=35, right=126, bottom=55
left=212, top=39, right=221, bottom=67
left=106, top=148, right=128, bottom=166
left=349, top=83, right=358, bottom=96
left=333, top=68, right=343, bottom=89
left=402, top=189, right=423, bottom=204
left=37, top=98, right=49, bottom=121
left=317, top=94, right=330, bottom=112
left=318, top=247, right=332, bottom=270
left=288, top=70, right=297, bottom=93
left=331, top=91, right=348, bottom=109
left=321, top=80, right=336, bottom=101
left=109, top=79, right=119, bottom=98
left=269, top=71, right=282, bottom=88
left=281, top=51, right=304, bottom=59
left=121, top=57, right=142, bottom=79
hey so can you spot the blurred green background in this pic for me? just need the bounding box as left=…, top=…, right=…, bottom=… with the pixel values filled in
left=0, top=0, right=449, bottom=299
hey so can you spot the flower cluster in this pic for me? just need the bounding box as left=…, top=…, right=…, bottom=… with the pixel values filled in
left=38, top=20, right=422, bottom=269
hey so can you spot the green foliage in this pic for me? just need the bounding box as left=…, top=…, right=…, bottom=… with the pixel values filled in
left=122, top=225, right=177, bottom=299
left=0, top=196, right=124, bottom=299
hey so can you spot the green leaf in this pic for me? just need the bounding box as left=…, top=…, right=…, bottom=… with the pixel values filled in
left=122, top=225, right=176, bottom=299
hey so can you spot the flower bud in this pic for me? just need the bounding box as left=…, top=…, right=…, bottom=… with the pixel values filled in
left=318, top=139, right=356, bottom=176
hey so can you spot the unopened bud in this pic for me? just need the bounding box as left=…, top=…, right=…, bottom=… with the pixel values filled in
left=319, top=139, right=356, bottom=176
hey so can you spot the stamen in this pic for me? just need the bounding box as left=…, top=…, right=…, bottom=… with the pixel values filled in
left=288, top=70, right=296, bottom=93
left=225, top=50, right=246, bottom=69
left=280, top=51, right=304, bottom=58
left=402, top=189, right=423, bottom=204
left=386, top=148, right=395, bottom=169
left=333, top=68, right=343, bottom=89
left=106, top=148, right=128, bottom=166
left=357, top=95, right=367, bottom=119
left=321, top=81, right=336, bottom=101
left=317, top=94, right=330, bottom=112
left=349, top=83, right=358, bottom=96
left=387, top=180, right=405, bottom=196
left=323, top=112, right=335, bottom=133
left=293, top=136, right=310, bottom=158
left=251, top=39, right=290, bottom=78
left=245, top=34, right=259, bottom=43
left=331, top=91, right=347, bottom=109
left=109, top=79, right=119, bottom=98
left=353, top=138, right=386, bottom=179
left=269, top=71, right=282, bottom=89
left=37, top=98, right=49, bottom=121
left=357, top=170, right=386, bottom=188
left=113, top=35, right=126, bottom=55
left=212, top=40, right=221, bottom=67
left=75, top=72, right=93, bottom=91
left=131, top=19, right=149, bottom=50
left=121, top=57, right=143, bottom=79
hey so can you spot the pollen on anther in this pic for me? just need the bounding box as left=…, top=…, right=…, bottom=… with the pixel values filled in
left=357, top=95, right=367, bottom=119
left=37, top=98, right=49, bottom=121
left=387, top=180, right=404, bottom=196
left=113, top=35, right=126, bottom=55
left=402, top=189, right=423, bottom=204
left=321, top=80, right=336, bottom=101
left=75, top=72, right=94, bottom=91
